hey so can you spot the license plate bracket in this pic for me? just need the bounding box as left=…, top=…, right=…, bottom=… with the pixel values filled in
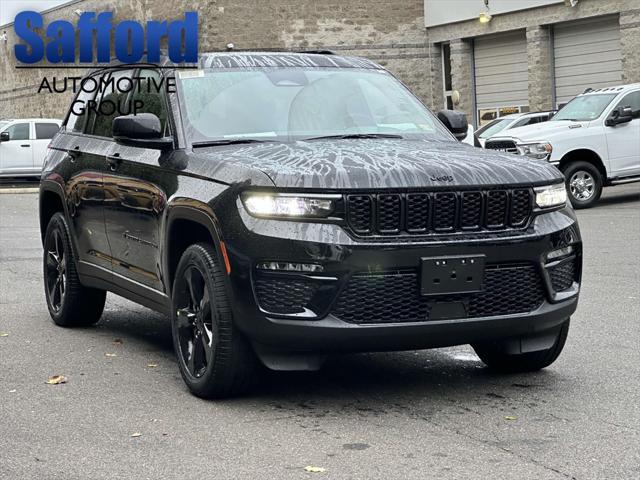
left=421, top=255, right=485, bottom=296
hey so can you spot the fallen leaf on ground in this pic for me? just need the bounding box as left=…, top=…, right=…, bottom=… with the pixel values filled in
left=0, top=332, right=9, bottom=337
left=504, top=415, right=517, bottom=421
left=131, top=432, right=142, bottom=437
left=304, top=466, right=326, bottom=473
left=113, top=338, right=123, bottom=345
left=105, top=353, right=117, bottom=357
left=147, top=363, right=158, bottom=368
left=46, top=375, right=67, bottom=385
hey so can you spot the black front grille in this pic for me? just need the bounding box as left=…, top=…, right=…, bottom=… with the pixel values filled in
left=331, top=264, right=544, bottom=324
left=548, top=258, right=576, bottom=292
left=345, top=188, right=532, bottom=237
left=485, top=139, right=518, bottom=154
left=347, top=195, right=373, bottom=233
left=486, top=190, right=508, bottom=227
left=254, top=276, right=319, bottom=314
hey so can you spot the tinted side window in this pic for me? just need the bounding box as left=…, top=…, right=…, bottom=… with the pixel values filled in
left=67, top=86, right=97, bottom=133
left=91, top=70, right=134, bottom=138
left=5, top=123, right=29, bottom=141
left=131, top=69, right=169, bottom=135
left=616, top=91, right=640, bottom=119
left=36, top=123, right=60, bottom=139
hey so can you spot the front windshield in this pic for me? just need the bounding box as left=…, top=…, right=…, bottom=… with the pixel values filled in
left=0, top=121, right=8, bottom=131
left=177, top=68, right=451, bottom=143
left=552, top=94, right=617, bottom=121
left=476, top=118, right=512, bottom=139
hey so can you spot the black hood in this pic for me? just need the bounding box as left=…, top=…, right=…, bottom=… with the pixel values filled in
left=190, top=138, right=563, bottom=189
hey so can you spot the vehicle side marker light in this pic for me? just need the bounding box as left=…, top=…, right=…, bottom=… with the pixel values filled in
left=219, top=241, right=231, bottom=275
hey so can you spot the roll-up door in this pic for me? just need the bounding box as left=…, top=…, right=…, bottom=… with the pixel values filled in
left=474, top=31, right=529, bottom=126
left=553, top=16, right=622, bottom=107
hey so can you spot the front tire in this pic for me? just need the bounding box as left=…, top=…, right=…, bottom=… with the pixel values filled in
left=171, top=243, right=257, bottom=399
left=43, top=212, right=106, bottom=327
left=472, top=320, right=570, bottom=373
left=563, top=161, right=603, bottom=209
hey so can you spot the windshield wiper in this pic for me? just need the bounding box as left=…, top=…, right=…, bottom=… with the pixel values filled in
left=192, top=139, right=276, bottom=148
left=304, top=133, right=403, bottom=141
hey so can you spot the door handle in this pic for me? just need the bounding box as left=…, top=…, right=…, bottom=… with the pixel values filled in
left=20, top=144, right=30, bottom=148
left=106, top=153, right=122, bottom=171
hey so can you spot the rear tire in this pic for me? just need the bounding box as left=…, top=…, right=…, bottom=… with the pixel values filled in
left=563, top=161, right=603, bottom=209
left=171, top=243, right=258, bottom=399
left=472, top=320, right=570, bottom=373
left=43, top=212, right=106, bottom=327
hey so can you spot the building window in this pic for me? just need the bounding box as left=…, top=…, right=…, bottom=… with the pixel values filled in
left=442, top=43, right=453, bottom=109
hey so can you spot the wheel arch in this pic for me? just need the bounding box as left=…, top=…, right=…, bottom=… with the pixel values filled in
left=164, top=204, right=226, bottom=292
left=558, top=149, right=607, bottom=180
left=39, top=182, right=67, bottom=245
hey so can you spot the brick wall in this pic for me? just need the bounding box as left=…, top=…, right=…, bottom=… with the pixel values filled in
left=0, top=0, right=431, bottom=119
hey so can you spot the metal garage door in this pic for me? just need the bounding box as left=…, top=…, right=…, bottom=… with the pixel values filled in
left=474, top=31, right=529, bottom=126
left=553, top=16, right=622, bottom=106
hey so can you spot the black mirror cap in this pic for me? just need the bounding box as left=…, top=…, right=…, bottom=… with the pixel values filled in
left=113, top=113, right=173, bottom=150
left=438, top=110, right=468, bottom=141
left=0, top=132, right=9, bottom=142
left=606, top=106, right=633, bottom=126
left=113, top=113, right=162, bottom=139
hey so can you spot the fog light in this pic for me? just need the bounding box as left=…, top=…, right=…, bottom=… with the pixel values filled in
left=547, top=246, right=574, bottom=261
left=256, top=262, right=323, bottom=273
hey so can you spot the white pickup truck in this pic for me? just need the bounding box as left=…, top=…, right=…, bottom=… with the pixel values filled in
left=0, top=118, right=62, bottom=178
left=485, top=84, right=640, bottom=208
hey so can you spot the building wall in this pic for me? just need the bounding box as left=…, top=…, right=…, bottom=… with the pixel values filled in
left=427, top=0, right=640, bottom=123
left=0, top=0, right=431, bottom=119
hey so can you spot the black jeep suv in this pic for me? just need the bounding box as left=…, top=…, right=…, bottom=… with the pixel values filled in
left=40, top=53, right=582, bottom=398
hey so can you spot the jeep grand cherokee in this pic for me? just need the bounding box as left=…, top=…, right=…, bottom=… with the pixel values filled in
left=39, top=53, right=582, bottom=398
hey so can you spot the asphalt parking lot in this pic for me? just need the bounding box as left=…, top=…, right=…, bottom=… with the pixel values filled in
left=0, top=185, right=638, bottom=480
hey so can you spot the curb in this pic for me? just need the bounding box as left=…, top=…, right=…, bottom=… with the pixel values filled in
left=0, top=188, right=39, bottom=194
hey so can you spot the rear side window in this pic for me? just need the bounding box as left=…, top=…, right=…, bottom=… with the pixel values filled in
left=67, top=86, right=96, bottom=133
left=91, top=70, right=134, bottom=138
left=5, top=123, right=29, bottom=141
left=36, top=123, right=59, bottom=139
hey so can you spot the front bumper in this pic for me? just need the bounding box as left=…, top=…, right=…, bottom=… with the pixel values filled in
left=219, top=203, right=582, bottom=354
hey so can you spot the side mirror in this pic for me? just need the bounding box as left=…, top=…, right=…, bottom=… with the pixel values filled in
left=113, top=113, right=173, bottom=150
left=605, top=106, right=633, bottom=127
left=438, top=110, right=468, bottom=141
left=0, top=132, right=9, bottom=142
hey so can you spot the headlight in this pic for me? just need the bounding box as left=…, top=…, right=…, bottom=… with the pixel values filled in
left=517, top=142, right=553, bottom=160
left=535, top=183, right=567, bottom=208
left=241, top=193, right=339, bottom=218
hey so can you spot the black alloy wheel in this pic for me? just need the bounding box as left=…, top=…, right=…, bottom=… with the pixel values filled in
left=175, top=265, right=214, bottom=379
left=45, top=227, right=67, bottom=313
left=43, top=212, right=106, bottom=327
left=171, top=243, right=258, bottom=398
